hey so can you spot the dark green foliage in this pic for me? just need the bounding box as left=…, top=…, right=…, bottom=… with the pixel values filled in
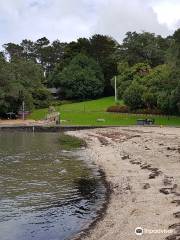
left=157, top=92, right=171, bottom=114
left=118, top=31, right=169, bottom=67
left=115, top=61, right=180, bottom=115
left=7, top=34, right=118, bottom=95
left=3, top=43, right=24, bottom=59
left=0, top=57, right=48, bottom=116
left=123, top=82, right=146, bottom=110
left=89, top=34, right=118, bottom=95
left=53, top=54, right=104, bottom=100
left=115, top=63, right=150, bottom=99
left=32, top=88, right=52, bottom=108
left=54, top=35, right=118, bottom=95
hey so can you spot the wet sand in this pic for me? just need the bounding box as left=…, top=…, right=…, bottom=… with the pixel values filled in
left=69, top=127, right=180, bottom=240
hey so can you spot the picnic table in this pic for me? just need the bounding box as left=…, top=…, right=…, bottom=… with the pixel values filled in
left=137, top=118, right=155, bottom=125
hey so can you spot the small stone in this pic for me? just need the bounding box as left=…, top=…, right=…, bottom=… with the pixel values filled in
left=173, top=212, right=180, bottom=218
left=163, top=176, right=173, bottom=186
left=141, top=164, right=151, bottom=169
left=121, top=155, right=130, bottom=160
left=166, top=234, right=180, bottom=240
left=149, top=173, right=156, bottom=179
left=167, top=147, right=177, bottom=151
left=171, top=200, right=180, bottom=206
left=169, top=223, right=180, bottom=229
left=143, top=183, right=151, bottom=189
left=159, top=188, right=172, bottom=195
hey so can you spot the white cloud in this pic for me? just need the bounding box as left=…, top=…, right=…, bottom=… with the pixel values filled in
left=0, top=0, right=179, bottom=48
left=93, top=0, right=171, bottom=41
left=0, top=0, right=96, bottom=46
left=150, top=0, right=180, bottom=30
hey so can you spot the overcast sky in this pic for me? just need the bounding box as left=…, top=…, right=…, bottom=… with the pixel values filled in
left=1, top=0, right=180, bottom=46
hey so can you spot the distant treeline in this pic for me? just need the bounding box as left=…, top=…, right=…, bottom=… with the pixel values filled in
left=0, top=29, right=180, bottom=115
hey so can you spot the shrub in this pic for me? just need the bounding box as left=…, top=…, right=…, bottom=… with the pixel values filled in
left=107, top=105, right=129, bottom=113
left=134, top=108, right=162, bottom=115
left=123, top=82, right=146, bottom=110
left=107, top=105, right=162, bottom=115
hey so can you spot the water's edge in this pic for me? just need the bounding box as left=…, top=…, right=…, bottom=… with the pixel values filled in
left=72, top=168, right=111, bottom=240
left=68, top=131, right=112, bottom=240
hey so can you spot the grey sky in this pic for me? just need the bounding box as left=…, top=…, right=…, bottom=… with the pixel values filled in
left=0, top=0, right=180, bottom=46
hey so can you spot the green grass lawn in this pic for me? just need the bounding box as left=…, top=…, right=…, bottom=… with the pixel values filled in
left=29, top=97, right=180, bottom=126
left=59, top=96, right=123, bottom=112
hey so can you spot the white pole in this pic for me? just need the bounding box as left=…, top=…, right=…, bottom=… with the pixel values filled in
left=22, top=101, right=25, bottom=121
left=115, top=76, right=117, bottom=102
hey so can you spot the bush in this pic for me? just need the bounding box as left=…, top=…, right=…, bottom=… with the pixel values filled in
left=123, top=82, right=146, bottom=110
left=107, top=105, right=129, bottom=113
left=134, top=108, right=162, bottom=115
left=107, top=105, right=162, bottom=115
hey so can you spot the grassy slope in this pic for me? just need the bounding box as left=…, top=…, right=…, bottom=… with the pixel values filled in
left=29, top=97, right=180, bottom=126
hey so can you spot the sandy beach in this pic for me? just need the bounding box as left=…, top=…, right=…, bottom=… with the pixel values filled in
left=69, top=127, right=180, bottom=240
left=0, top=119, right=48, bottom=126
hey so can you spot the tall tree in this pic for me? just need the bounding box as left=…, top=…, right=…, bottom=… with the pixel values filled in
left=3, top=43, right=23, bottom=60
left=89, top=34, right=118, bottom=95
left=118, top=31, right=169, bottom=67
left=20, top=39, right=36, bottom=61
left=52, top=53, right=104, bottom=100
left=166, top=29, right=180, bottom=67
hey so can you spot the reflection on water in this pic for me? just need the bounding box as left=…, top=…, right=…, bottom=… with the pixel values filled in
left=0, top=132, right=106, bottom=240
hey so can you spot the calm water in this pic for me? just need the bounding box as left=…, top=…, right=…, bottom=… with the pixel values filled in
left=0, top=132, right=106, bottom=240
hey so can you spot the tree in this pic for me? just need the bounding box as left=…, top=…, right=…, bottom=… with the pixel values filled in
left=90, top=34, right=118, bottom=95
left=0, top=56, right=49, bottom=116
left=123, top=82, right=146, bottom=110
left=64, top=38, right=91, bottom=61
left=3, top=43, right=24, bottom=60
left=157, top=92, right=171, bottom=115
left=118, top=31, right=169, bottom=67
left=0, top=56, right=18, bottom=115
left=53, top=54, right=104, bottom=100
left=11, top=58, right=45, bottom=88
left=20, top=39, right=36, bottom=61
left=167, top=70, right=180, bottom=115
left=171, top=83, right=180, bottom=114
left=60, top=35, right=118, bottom=96
left=115, top=63, right=150, bottom=99
left=32, top=88, right=52, bottom=108
left=166, top=29, right=180, bottom=68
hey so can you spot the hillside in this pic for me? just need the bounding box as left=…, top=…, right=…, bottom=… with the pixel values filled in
left=29, top=97, right=180, bottom=126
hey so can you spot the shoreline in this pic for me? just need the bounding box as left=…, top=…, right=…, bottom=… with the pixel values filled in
left=72, top=168, right=112, bottom=240
left=68, top=126, right=180, bottom=240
